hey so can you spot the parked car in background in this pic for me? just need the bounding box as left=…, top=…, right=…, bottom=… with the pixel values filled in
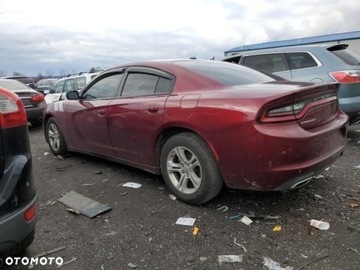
left=35, top=78, right=58, bottom=95
left=44, top=59, right=348, bottom=205
left=45, top=72, right=99, bottom=103
left=4, top=76, right=37, bottom=90
left=223, top=44, right=360, bottom=124
left=0, top=87, right=37, bottom=258
left=0, top=79, right=46, bottom=127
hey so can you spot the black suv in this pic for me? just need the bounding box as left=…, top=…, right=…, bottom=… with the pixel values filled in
left=0, top=87, right=37, bottom=258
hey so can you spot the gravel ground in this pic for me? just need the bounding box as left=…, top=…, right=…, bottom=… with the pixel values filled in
left=4, top=124, right=360, bottom=270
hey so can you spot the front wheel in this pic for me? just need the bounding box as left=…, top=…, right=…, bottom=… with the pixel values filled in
left=46, top=118, right=68, bottom=155
left=160, top=132, right=223, bottom=205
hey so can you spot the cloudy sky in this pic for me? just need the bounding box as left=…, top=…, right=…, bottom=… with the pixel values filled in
left=0, top=0, right=359, bottom=76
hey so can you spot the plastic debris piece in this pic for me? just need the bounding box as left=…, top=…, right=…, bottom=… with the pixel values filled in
left=192, top=226, right=200, bottom=236
left=263, top=257, right=293, bottom=270
left=128, top=262, right=137, bottom=268
left=57, top=257, right=76, bottom=268
left=44, top=152, right=50, bottom=155
left=273, top=225, right=282, bottom=232
left=176, top=217, right=196, bottom=226
left=218, top=255, right=243, bottom=265
left=313, top=174, right=324, bottom=179
left=81, top=183, right=93, bottom=187
left=102, top=179, right=109, bottom=183
left=120, top=192, right=128, bottom=196
left=217, top=205, right=229, bottom=212
left=169, top=194, right=177, bottom=200
left=240, top=216, right=253, bottom=225
left=350, top=203, right=359, bottom=208
left=58, top=191, right=112, bottom=218
left=230, top=214, right=241, bottom=220
left=310, top=219, right=330, bottom=230
left=123, top=182, right=142, bottom=189
left=234, top=237, right=247, bottom=252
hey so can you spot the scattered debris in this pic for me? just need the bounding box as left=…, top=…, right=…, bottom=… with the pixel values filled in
left=102, top=179, right=109, bottom=183
left=192, top=226, right=200, bottom=236
left=31, top=246, right=67, bottom=260
left=81, top=183, right=93, bottom=187
left=169, top=194, right=177, bottom=200
left=176, top=217, right=196, bottom=226
left=55, top=166, right=68, bottom=171
left=120, top=192, right=128, bottom=196
left=313, top=174, right=324, bottom=179
left=217, top=205, right=229, bottom=212
left=335, top=188, right=346, bottom=202
left=350, top=203, right=359, bottom=208
left=199, top=257, right=207, bottom=262
left=57, top=258, right=76, bottom=268
left=348, top=248, right=360, bottom=255
left=240, top=216, right=253, bottom=225
left=58, top=191, right=112, bottom=218
left=293, top=255, right=329, bottom=270
left=230, top=214, right=241, bottom=220
left=158, top=186, right=165, bottom=190
left=263, top=257, right=293, bottom=270
left=234, top=237, right=247, bottom=252
left=355, top=165, right=360, bottom=169
left=273, top=225, right=282, bottom=232
left=123, top=182, right=142, bottom=189
left=55, top=155, right=64, bottom=160
left=310, top=219, right=330, bottom=230
left=128, top=262, right=137, bottom=268
left=218, top=255, right=243, bottom=265
left=44, top=152, right=50, bottom=155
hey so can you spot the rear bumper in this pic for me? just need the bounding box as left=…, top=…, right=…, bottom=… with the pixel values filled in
left=204, top=113, right=348, bottom=191
left=0, top=195, right=37, bottom=253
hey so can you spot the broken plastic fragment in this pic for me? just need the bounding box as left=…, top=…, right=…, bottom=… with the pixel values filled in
left=218, top=255, right=243, bottom=265
left=123, top=182, right=142, bottom=189
left=169, top=194, right=177, bottom=200
left=263, top=257, right=293, bottom=270
left=350, top=203, right=359, bottom=208
left=273, top=225, right=282, bottom=232
left=176, top=217, right=196, bottom=226
left=310, top=219, right=330, bottom=230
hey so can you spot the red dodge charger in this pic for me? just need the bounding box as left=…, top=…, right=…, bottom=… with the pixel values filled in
left=44, top=59, right=348, bottom=204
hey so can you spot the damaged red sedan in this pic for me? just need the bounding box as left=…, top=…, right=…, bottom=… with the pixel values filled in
left=44, top=59, right=348, bottom=204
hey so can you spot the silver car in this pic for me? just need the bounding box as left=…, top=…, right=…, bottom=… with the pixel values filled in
left=223, top=44, right=360, bottom=124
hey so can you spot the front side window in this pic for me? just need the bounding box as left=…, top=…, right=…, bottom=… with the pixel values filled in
left=242, top=54, right=286, bottom=73
left=285, top=52, right=318, bottom=70
left=83, top=74, right=123, bottom=99
left=54, top=80, right=65, bottom=93
left=76, top=77, right=87, bottom=90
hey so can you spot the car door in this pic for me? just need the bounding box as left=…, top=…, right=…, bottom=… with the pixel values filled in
left=65, top=73, right=124, bottom=156
left=107, top=68, right=174, bottom=169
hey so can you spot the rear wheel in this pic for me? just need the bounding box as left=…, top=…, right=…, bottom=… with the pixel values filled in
left=160, top=132, right=223, bottom=205
left=46, top=118, right=68, bottom=155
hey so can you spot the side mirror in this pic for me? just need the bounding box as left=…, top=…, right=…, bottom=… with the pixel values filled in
left=66, top=90, right=80, bottom=100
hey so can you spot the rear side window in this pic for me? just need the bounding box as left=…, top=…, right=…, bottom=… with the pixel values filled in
left=122, top=73, right=173, bottom=97
left=285, top=52, right=318, bottom=70
left=330, top=49, right=360, bottom=65
left=242, top=54, right=287, bottom=73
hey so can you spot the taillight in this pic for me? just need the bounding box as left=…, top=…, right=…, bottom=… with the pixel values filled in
left=31, top=93, right=45, bottom=102
left=259, top=93, right=337, bottom=123
left=24, top=202, right=37, bottom=222
left=0, top=87, right=27, bottom=128
left=329, top=70, right=360, bottom=84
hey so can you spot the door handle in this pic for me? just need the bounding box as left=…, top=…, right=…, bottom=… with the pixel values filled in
left=147, top=107, right=159, bottom=113
left=97, top=109, right=106, bottom=117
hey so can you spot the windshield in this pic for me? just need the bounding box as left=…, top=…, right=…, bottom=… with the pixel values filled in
left=175, top=60, right=277, bottom=86
left=0, top=80, right=28, bottom=90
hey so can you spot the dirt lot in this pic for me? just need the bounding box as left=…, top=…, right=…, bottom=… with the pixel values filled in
left=6, top=125, right=360, bottom=269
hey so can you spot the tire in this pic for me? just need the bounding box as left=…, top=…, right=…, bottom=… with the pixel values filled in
left=0, top=230, right=35, bottom=259
left=46, top=118, right=68, bottom=155
left=160, top=132, right=223, bottom=205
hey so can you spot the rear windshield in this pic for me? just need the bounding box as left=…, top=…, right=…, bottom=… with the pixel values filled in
left=175, top=60, right=276, bottom=86
left=0, top=80, right=28, bottom=90
left=330, top=49, right=360, bottom=66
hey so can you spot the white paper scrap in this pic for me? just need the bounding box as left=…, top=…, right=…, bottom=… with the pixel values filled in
left=218, top=255, right=243, bottom=265
left=123, top=182, right=142, bottom=189
left=175, top=217, right=196, bottom=226
left=240, top=216, right=253, bottom=225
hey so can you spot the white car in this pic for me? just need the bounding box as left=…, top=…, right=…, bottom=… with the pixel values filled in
left=45, top=72, right=99, bottom=103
